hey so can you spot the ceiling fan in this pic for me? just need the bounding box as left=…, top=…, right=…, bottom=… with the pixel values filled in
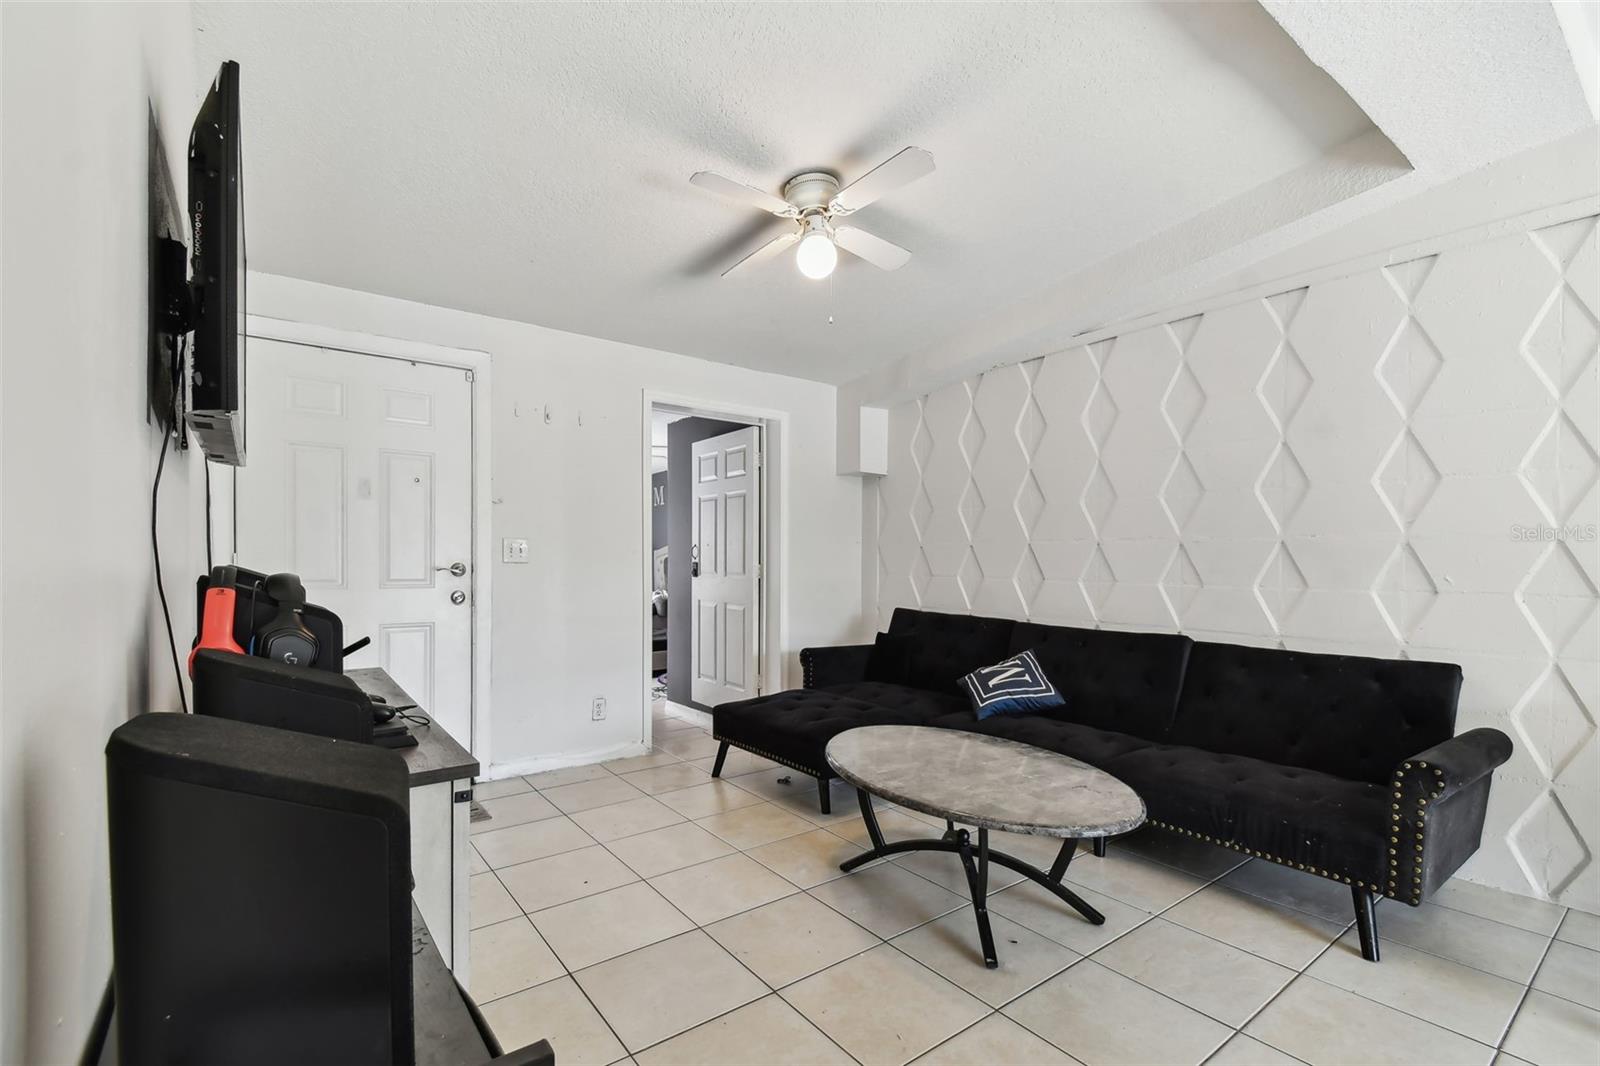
left=690, top=147, right=935, bottom=280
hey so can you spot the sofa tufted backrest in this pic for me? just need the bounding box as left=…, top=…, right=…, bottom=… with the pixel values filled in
left=1008, top=623, right=1193, bottom=742
left=1171, top=642, right=1463, bottom=785
left=886, top=608, right=1015, bottom=695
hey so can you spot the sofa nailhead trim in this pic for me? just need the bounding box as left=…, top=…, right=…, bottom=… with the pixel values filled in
left=711, top=734, right=833, bottom=782
left=1147, top=820, right=1383, bottom=895
left=1389, top=759, right=1446, bottom=904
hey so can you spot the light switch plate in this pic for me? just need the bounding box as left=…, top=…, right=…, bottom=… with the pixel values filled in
left=501, top=538, right=530, bottom=563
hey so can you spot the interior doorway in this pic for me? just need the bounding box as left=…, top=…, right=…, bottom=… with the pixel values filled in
left=645, top=402, right=770, bottom=728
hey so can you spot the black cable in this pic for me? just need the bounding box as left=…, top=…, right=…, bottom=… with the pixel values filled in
left=203, top=457, right=213, bottom=570
left=152, top=418, right=188, bottom=714
left=153, top=333, right=189, bottom=714
left=244, top=578, right=262, bottom=654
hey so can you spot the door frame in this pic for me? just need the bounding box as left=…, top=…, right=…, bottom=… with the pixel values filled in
left=229, top=314, right=495, bottom=765
left=641, top=392, right=786, bottom=738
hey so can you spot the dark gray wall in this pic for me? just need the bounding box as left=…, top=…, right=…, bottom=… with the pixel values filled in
left=651, top=471, right=668, bottom=555
left=666, top=416, right=745, bottom=710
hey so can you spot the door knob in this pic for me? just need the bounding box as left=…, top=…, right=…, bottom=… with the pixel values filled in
left=436, top=561, right=467, bottom=577
left=450, top=590, right=467, bottom=605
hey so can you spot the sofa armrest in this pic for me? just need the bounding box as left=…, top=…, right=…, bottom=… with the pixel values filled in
left=1388, top=728, right=1512, bottom=903
left=799, top=644, right=874, bottom=689
left=1394, top=728, right=1513, bottom=805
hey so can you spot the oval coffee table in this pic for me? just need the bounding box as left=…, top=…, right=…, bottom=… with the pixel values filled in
left=826, top=725, right=1146, bottom=968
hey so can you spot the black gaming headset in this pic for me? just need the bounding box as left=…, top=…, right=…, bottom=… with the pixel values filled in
left=255, top=572, right=320, bottom=668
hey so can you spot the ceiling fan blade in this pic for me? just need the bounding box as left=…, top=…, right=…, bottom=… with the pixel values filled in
left=721, top=229, right=800, bottom=277
left=690, top=171, right=798, bottom=218
left=833, top=226, right=912, bottom=271
left=828, top=147, right=935, bottom=215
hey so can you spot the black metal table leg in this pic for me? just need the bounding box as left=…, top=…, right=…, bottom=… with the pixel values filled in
left=955, top=828, right=999, bottom=968
left=839, top=788, right=888, bottom=872
left=838, top=790, right=1107, bottom=966
left=1047, top=839, right=1076, bottom=883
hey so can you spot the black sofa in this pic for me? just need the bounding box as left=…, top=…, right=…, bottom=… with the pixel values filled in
left=711, top=607, right=1511, bottom=962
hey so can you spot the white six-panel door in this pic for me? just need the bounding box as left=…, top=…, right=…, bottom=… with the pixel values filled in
left=235, top=337, right=475, bottom=746
left=691, top=426, right=761, bottom=708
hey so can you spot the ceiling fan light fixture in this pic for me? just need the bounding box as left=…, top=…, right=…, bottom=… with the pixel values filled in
left=795, top=224, right=837, bottom=280
left=692, top=148, right=932, bottom=279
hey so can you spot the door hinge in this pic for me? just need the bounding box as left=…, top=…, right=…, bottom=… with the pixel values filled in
left=464, top=369, right=475, bottom=383
left=454, top=788, right=473, bottom=803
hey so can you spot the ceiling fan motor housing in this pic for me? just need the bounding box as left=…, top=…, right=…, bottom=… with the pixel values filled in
left=782, top=172, right=841, bottom=214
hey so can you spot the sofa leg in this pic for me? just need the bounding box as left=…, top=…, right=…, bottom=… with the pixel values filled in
left=710, top=741, right=729, bottom=778
left=817, top=776, right=832, bottom=815
left=1092, top=837, right=1108, bottom=858
left=1352, top=886, right=1380, bottom=962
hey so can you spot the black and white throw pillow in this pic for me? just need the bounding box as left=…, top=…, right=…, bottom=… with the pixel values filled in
left=960, top=649, right=1065, bottom=720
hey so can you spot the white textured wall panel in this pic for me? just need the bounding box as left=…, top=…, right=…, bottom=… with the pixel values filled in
left=873, top=212, right=1600, bottom=911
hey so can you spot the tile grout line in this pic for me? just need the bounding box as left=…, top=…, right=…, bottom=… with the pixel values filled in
left=510, top=764, right=1007, bottom=1060
left=865, top=837, right=1260, bottom=1060
left=1258, top=953, right=1504, bottom=1060
left=908, top=840, right=1562, bottom=1066
left=1224, top=934, right=1346, bottom=1062
left=497, top=758, right=1246, bottom=1048
left=1493, top=927, right=1560, bottom=1056
left=1518, top=939, right=1600, bottom=1011
left=480, top=724, right=818, bottom=1059
left=473, top=860, right=641, bottom=1063
left=982, top=852, right=1248, bottom=1059
left=484, top=724, right=1577, bottom=1064
left=1332, top=906, right=1557, bottom=990
left=504, top=758, right=1120, bottom=1055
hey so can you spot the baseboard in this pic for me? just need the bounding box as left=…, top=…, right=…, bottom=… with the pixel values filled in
left=665, top=701, right=712, bottom=728
left=482, top=739, right=650, bottom=781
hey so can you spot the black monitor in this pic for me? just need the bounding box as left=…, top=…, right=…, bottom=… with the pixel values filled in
left=186, top=60, right=246, bottom=465
left=107, top=713, right=413, bottom=1064
left=192, top=649, right=375, bottom=743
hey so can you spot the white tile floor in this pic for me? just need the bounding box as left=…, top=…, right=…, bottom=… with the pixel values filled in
left=468, top=703, right=1600, bottom=1066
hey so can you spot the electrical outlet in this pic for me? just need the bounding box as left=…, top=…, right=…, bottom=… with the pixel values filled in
left=501, top=538, right=530, bottom=563
left=591, top=697, right=607, bottom=721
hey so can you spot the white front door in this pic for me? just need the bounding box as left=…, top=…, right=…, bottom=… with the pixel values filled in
left=235, top=337, right=475, bottom=747
left=691, top=426, right=761, bottom=707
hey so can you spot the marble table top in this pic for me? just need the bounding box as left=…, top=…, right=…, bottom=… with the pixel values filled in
left=825, top=725, right=1146, bottom=838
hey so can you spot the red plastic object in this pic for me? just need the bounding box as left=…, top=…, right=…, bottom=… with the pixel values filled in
left=188, top=585, right=245, bottom=676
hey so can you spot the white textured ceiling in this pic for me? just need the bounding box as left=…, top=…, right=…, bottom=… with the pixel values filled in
left=833, top=1, right=1596, bottom=430
left=194, top=1, right=1377, bottom=384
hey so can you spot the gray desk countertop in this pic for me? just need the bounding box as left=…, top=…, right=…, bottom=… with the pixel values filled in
left=348, top=668, right=479, bottom=787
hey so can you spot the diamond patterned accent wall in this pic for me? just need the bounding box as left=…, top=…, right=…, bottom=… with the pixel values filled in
left=871, top=213, right=1600, bottom=910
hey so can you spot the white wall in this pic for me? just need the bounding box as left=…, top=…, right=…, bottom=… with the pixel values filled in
left=1, top=3, right=205, bottom=1061
left=868, top=204, right=1599, bottom=913
left=245, top=273, right=866, bottom=776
